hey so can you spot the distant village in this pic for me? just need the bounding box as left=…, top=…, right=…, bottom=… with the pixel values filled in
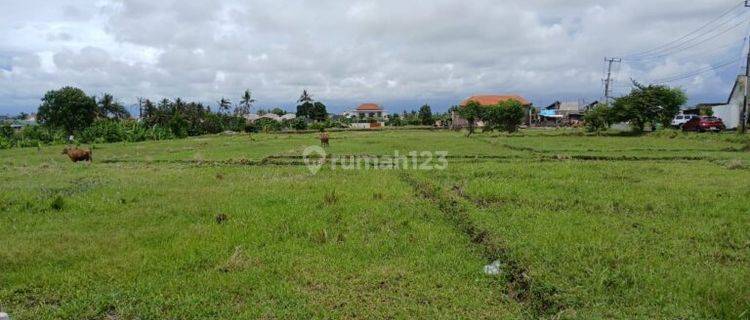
left=2, top=75, right=746, bottom=133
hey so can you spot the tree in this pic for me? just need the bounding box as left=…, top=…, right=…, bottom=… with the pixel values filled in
left=37, top=86, right=98, bottom=134
left=218, top=97, right=232, bottom=114
left=96, top=93, right=131, bottom=120
left=610, top=81, right=687, bottom=132
left=583, top=103, right=611, bottom=133
left=498, top=100, right=525, bottom=133
left=418, top=104, right=434, bottom=125
left=458, top=100, right=483, bottom=136
left=169, top=112, right=189, bottom=138
left=297, top=101, right=328, bottom=122
left=271, top=107, right=286, bottom=116
left=0, top=124, right=13, bottom=140
left=236, top=89, right=255, bottom=116
left=481, top=99, right=525, bottom=133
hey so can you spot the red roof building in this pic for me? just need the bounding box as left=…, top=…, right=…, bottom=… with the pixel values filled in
left=355, top=103, right=385, bottom=118
left=460, top=95, right=531, bottom=107
left=452, top=94, right=534, bottom=129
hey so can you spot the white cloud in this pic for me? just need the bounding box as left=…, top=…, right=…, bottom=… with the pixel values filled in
left=0, top=0, right=746, bottom=114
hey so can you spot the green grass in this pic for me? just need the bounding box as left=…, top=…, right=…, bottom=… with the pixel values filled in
left=1, top=129, right=749, bottom=319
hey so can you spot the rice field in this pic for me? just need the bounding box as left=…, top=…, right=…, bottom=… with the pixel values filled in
left=1, top=129, right=748, bottom=319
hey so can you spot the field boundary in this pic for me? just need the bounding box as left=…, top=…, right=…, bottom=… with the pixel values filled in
left=399, top=173, right=566, bottom=317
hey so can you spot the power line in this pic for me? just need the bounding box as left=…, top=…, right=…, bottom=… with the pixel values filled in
left=617, top=57, right=741, bottom=87
left=624, top=15, right=749, bottom=62
left=624, top=1, right=746, bottom=59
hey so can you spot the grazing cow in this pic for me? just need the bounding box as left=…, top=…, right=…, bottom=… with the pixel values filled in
left=62, top=147, right=92, bottom=163
left=320, top=132, right=330, bottom=147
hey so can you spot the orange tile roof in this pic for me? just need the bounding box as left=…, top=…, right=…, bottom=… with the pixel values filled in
left=460, top=95, right=531, bottom=107
left=357, top=103, right=383, bottom=111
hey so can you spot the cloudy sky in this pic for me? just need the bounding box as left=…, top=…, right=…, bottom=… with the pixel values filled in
left=1, top=0, right=748, bottom=115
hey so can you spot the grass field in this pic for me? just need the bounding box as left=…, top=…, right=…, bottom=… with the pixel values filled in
left=1, top=129, right=749, bottom=319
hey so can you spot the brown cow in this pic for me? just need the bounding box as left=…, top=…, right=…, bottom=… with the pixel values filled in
left=320, top=132, right=330, bottom=147
left=62, top=147, right=92, bottom=163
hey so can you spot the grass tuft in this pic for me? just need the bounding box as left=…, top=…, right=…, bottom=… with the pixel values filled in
left=50, top=195, right=65, bottom=211
left=215, top=213, right=228, bottom=224
left=726, top=160, right=745, bottom=170
left=323, top=190, right=338, bottom=206
left=218, top=246, right=248, bottom=273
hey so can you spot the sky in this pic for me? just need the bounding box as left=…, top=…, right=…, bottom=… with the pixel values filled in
left=1, top=0, right=748, bottom=115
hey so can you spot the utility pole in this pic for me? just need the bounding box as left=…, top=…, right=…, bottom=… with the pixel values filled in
left=603, top=57, right=622, bottom=106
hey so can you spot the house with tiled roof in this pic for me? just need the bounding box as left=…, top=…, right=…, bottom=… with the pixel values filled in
left=452, top=94, right=534, bottom=129
left=343, top=103, right=389, bottom=129
left=354, top=103, right=385, bottom=118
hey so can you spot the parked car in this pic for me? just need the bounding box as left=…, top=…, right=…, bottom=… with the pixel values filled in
left=682, top=116, right=726, bottom=132
left=671, top=114, right=697, bottom=128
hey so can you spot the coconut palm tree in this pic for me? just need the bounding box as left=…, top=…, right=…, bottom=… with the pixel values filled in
left=298, top=89, right=313, bottom=104
left=218, top=97, right=232, bottom=114
left=236, top=89, right=255, bottom=116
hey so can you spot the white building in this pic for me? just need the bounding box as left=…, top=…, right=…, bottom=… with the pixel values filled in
left=695, top=75, right=746, bottom=129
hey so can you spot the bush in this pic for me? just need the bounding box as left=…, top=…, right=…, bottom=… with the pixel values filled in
left=80, top=120, right=126, bottom=143
left=309, top=122, right=327, bottom=132
left=481, top=99, right=525, bottom=133
left=252, top=118, right=282, bottom=133
left=17, top=126, right=64, bottom=145
left=289, top=118, right=308, bottom=131
left=223, top=116, right=246, bottom=132
left=201, top=113, right=225, bottom=135
left=0, top=125, right=13, bottom=140
left=584, top=104, right=611, bottom=133
left=169, top=114, right=189, bottom=138
left=0, top=135, right=12, bottom=149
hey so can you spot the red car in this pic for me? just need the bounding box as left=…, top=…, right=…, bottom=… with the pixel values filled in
left=682, top=116, right=726, bottom=132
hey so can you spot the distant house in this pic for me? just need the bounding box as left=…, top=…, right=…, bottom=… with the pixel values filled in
left=345, top=103, right=388, bottom=129
left=280, top=113, right=297, bottom=121
left=245, top=113, right=297, bottom=123
left=354, top=103, right=386, bottom=118
left=452, top=94, right=533, bottom=129
left=688, top=75, right=746, bottom=129
left=7, top=120, right=37, bottom=132
left=244, top=114, right=261, bottom=122
left=542, top=101, right=589, bottom=124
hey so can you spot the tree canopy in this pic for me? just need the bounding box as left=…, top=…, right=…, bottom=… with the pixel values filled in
left=37, top=86, right=98, bottom=134
left=235, top=89, right=255, bottom=116
left=481, top=99, right=525, bottom=133
left=96, top=93, right=131, bottom=120
left=610, top=82, right=687, bottom=132
left=418, top=104, right=434, bottom=125
left=296, top=101, right=328, bottom=122
left=457, top=100, right=483, bottom=136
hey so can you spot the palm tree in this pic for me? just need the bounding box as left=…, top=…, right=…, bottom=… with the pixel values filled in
left=97, top=93, right=130, bottom=120
left=236, top=89, right=255, bottom=116
left=298, top=89, right=313, bottom=104
left=218, top=97, right=232, bottom=114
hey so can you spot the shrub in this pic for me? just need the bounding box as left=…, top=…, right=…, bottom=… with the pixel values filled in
left=80, top=120, right=127, bottom=143
left=223, top=116, right=247, bottom=132
left=0, top=135, right=12, bottom=149
left=481, top=99, right=525, bottom=133
left=0, top=124, right=13, bottom=140
left=50, top=195, right=65, bottom=211
left=201, top=113, right=225, bottom=135
left=289, top=118, right=308, bottom=131
left=169, top=114, right=189, bottom=138
left=584, top=104, right=611, bottom=133
left=254, top=118, right=282, bottom=132
left=309, top=122, right=327, bottom=132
